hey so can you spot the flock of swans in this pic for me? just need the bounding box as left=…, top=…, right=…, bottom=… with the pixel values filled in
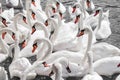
left=0, top=0, right=120, bottom=80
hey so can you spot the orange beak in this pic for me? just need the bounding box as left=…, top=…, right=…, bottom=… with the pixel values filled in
left=72, top=7, right=76, bottom=13
left=59, top=12, right=62, bottom=20
left=74, top=16, right=80, bottom=24
left=22, top=40, right=27, bottom=48
left=77, top=31, right=84, bottom=37
left=2, top=32, right=6, bottom=39
left=94, top=10, right=99, bottom=16
left=32, top=44, right=37, bottom=53
left=32, top=1, right=36, bottom=7
left=32, top=13, right=36, bottom=20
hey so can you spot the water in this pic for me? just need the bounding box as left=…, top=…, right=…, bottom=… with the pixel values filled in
left=0, top=0, right=120, bottom=80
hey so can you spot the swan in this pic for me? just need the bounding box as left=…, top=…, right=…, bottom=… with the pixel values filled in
left=0, top=28, right=15, bottom=63
left=93, top=56, right=120, bottom=76
left=6, top=0, right=23, bottom=9
left=9, top=33, right=44, bottom=79
left=48, top=12, right=81, bottom=51
left=47, top=0, right=66, bottom=14
left=81, top=51, right=103, bottom=80
left=95, top=9, right=111, bottom=39
left=0, top=8, right=14, bottom=26
left=8, top=13, right=30, bottom=44
left=84, top=0, right=95, bottom=12
left=45, top=3, right=57, bottom=18
left=0, top=67, right=8, bottom=80
left=30, top=0, right=42, bottom=11
left=18, top=22, right=49, bottom=58
left=85, top=7, right=111, bottom=39
left=21, top=27, right=93, bottom=80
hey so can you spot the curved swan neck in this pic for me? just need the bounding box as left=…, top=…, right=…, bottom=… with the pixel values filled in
left=82, top=28, right=93, bottom=64
left=14, top=13, right=23, bottom=31
left=37, top=38, right=53, bottom=61
left=35, top=22, right=49, bottom=38
left=94, top=9, right=103, bottom=34
left=13, top=31, right=20, bottom=61
left=0, top=37, right=8, bottom=54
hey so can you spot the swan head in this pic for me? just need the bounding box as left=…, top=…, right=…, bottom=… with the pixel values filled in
left=0, top=28, right=16, bottom=40
left=31, top=0, right=36, bottom=7
left=93, top=7, right=102, bottom=16
left=77, top=27, right=91, bottom=37
left=12, top=13, right=27, bottom=24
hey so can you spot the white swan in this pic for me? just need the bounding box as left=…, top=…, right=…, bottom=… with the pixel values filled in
left=9, top=33, right=44, bottom=79
left=48, top=13, right=80, bottom=51
left=21, top=27, right=93, bottom=80
left=0, top=67, right=8, bottom=80
left=6, top=0, right=23, bottom=9
left=93, top=56, right=120, bottom=76
left=0, top=8, right=14, bottom=26
left=18, top=22, right=49, bottom=58
left=30, top=0, right=42, bottom=11
left=84, top=0, right=95, bottom=12
left=0, top=28, right=15, bottom=63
